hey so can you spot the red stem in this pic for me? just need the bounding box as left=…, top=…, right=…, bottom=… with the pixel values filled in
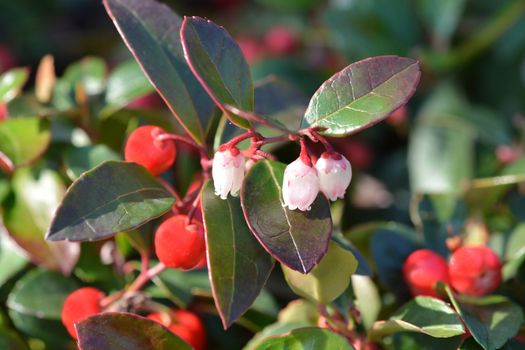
left=301, top=128, right=334, bottom=153
left=299, top=138, right=312, bottom=166
left=223, top=104, right=290, bottom=133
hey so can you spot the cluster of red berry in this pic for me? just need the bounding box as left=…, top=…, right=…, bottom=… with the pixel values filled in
left=403, top=246, right=502, bottom=298
left=60, top=125, right=207, bottom=348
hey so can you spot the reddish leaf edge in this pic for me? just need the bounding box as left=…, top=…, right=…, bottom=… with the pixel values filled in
left=102, top=0, right=206, bottom=145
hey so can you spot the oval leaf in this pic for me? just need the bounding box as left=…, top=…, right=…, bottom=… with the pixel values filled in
left=103, top=0, right=215, bottom=144
left=369, top=296, right=464, bottom=340
left=0, top=117, right=51, bottom=169
left=254, top=327, right=355, bottom=350
left=77, top=312, right=192, bottom=350
left=282, top=241, right=357, bottom=304
left=181, top=16, right=252, bottom=128
left=3, top=167, right=80, bottom=274
left=0, top=67, right=29, bottom=102
left=241, top=160, right=333, bottom=273
left=46, top=161, right=174, bottom=242
left=445, top=287, right=524, bottom=350
left=201, top=181, right=274, bottom=328
left=301, top=55, right=420, bottom=136
left=65, top=144, right=121, bottom=180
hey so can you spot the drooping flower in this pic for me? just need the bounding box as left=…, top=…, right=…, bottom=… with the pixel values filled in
left=282, top=158, right=319, bottom=211
left=315, top=152, right=352, bottom=201
left=212, top=147, right=245, bottom=199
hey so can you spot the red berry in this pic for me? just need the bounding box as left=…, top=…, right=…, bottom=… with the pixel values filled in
left=61, top=287, right=104, bottom=339
left=264, top=26, right=299, bottom=55
left=0, top=103, right=7, bottom=121
left=148, top=310, right=207, bottom=350
left=449, top=246, right=502, bottom=296
left=237, top=37, right=265, bottom=64
left=387, top=105, right=408, bottom=126
left=403, top=249, right=449, bottom=298
left=154, top=215, right=206, bottom=269
left=124, top=125, right=176, bottom=175
left=496, top=145, right=520, bottom=165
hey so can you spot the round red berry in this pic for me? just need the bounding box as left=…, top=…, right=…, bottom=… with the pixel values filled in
left=148, top=310, right=206, bottom=350
left=154, top=215, right=206, bottom=269
left=403, top=249, right=449, bottom=298
left=61, top=287, right=104, bottom=339
left=264, top=26, right=299, bottom=55
left=124, top=125, right=176, bottom=175
left=449, top=246, right=502, bottom=296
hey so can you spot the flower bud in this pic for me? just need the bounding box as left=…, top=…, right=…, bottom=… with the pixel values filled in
left=212, top=148, right=245, bottom=199
left=315, top=152, right=352, bottom=201
left=283, top=158, right=319, bottom=211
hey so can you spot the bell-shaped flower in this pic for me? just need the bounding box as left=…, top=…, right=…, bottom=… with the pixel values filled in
left=212, top=147, right=245, bottom=199
left=315, top=152, right=352, bottom=201
left=282, top=158, right=319, bottom=211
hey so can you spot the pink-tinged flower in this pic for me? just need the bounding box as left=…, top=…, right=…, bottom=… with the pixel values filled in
left=212, top=148, right=245, bottom=199
left=282, top=158, right=320, bottom=211
left=315, top=152, right=352, bottom=201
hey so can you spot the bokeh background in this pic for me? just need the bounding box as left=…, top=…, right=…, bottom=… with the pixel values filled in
left=1, top=0, right=525, bottom=349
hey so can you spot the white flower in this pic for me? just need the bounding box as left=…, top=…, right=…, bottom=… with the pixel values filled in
left=315, top=152, right=352, bottom=201
left=212, top=148, right=245, bottom=199
left=282, top=158, right=319, bottom=211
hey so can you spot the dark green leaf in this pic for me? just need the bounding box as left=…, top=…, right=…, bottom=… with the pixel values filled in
left=3, top=167, right=80, bottom=273
left=460, top=337, right=525, bottom=350
left=103, top=0, right=215, bottom=144
left=181, top=16, right=252, bottom=129
left=0, top=68, right=29, bottom=102
left=46, top=161, right=174, bottom=242
left=0, top=328, right=28, bottom=350
left=332, top=232, right=372, bottom=276
left=103, top=60, right=154, bottom=116
left=282, top=241, right=357, bottom=303
left=369, top=297, right=464, bottom=340
left=77, top=312, right=192, bottom=350
left=65, top=144, right=121, bottom=180
left=241, top=160, right=333, bottom=273
left=0, top=117, right=51, bottom=169
left=445, top=287, right=524, bottom=350
left=417, top=0, right=466, bottom=46
left=153, top=268, right=211, bottom=308
left=202, top=181, right=274, bottom=328
left=254, top=327, right=355, bottom=350
left=301, top=56, right=420, bottom=136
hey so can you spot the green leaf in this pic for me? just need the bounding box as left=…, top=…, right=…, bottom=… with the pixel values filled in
left=7, top=269, right=80, bottom=347
left=244, top=322, right=313, bottom=350
left=301, top=56, right=420, bottom=136
left=0, top=68, right=29, bottom=102
left=278, top=299, right=319, bottom=325
left=65, top=144, right=121, bottom=180
left=103, top=0, right=215, bottom=144
left=103, top=60, right=154, bottom=116
left=417, top=0, right=466, bottom=46
left=369, top=297, right=464, bottom=340
left=3, top=167, right=80, bottom=273
left=153, top=268, right=211, bottom=308
left=46, top=161, right=174, bottom=242
left=0, top=117, right=51, bottom=169
left=241, top=160, right=333, bottom=273
left=180, top=16, right=252, bottom=129
left=282, top=241, right=357, bottom=303
left=460, top=337, right=525, bottom=350
left=254, top=327, right=355, bottom=350
left=0, top=231, right=28, bottom=287
left=445, top=287, right=524, bottom=350
left=202, top=181, right=274, bottom=328
left=464, top=176, right=525, bottom=212
left=77, top=312, right=192, bottom=350
left=352, top=275, right=381, bottom=330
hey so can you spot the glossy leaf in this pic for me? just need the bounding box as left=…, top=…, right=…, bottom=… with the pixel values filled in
left=77, top=312, right=192, bottom=350
left=241, top=160, right=333, bottom=273
left=181, top=16, right=252, bottom=128
left=301, top=56, right=420, bottom=136
left=103, top=60, right=154, bottom=116
left=282, top=241, right=357, bottom=303
left=46, top=161, right=174, bottom=242
left=65, top=144, right=121, bottom=180
left=3, top=167, right=80, bottom=273
left=254, top=327, right=355, bottom=350
left=103, top=0, right=215, bottom=144
left=369, top=297, right=464, bottom=340
left=445, top=288, right=524, bottom=350
left=0, top=68, right=29, bottom=102
left=202, top=181, right=274, bottom=328
left=0, top=117, right=51, bottom=169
